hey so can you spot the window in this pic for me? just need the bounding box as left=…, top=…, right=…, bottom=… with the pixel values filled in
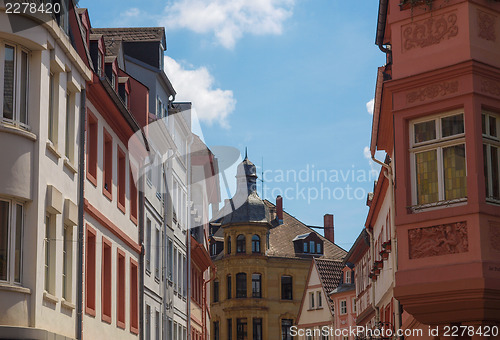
left=227, top=319, right=232, bottom=340
left=281, top=319, right=293, bottom=340
left=86, top=112, right=98, bottom=185
left=227, top=236, right=231, bottom=254
left=183, top=255, right=187, bottom=297
left=317, top=291, right=322, bottom=307
left=213, top=321, right=220, bottom=340
left=236, top=273, right=247, bottom=298
left=65, top=92, right=75, bottom=162
left=309, top=292, right=315, bottom=309
left=102, top=237, right=112, bottom=323
left=252, top=273, right=261, bottom=298
left=316, top=243, right=322, bottom=254
left=352, top=297, right=357, bottom=313
left=178, top=251, right=182, bottom=294
left=0, top=200, right=23, bottom=283
left=237, top=318, right=247, bottom=340
left=157, top=97, right=162, bottom=117
left=85, top=225, right=96, bottom=315
left=130, top=259, right=139, bottom=334
left=155, top=228, right=160, bottom=279
left=213, top=280, right=219, bottom=302
left=303, top=242, right=308, bottom=253
left=62, top=224, right=73, bottom=301
left=48, top=72, right=57, bottom=143
left=145, top=305, right=151, bottom=340
left=227, top=275, right=232, bottom=299
left=345, top=271, right=351, bottom=284
left=309, top=241, right=315, bottom=254
left=174, top=247, right=178, bottom=291
left=44, top=213, right=56, bottom=294
left=146, top=218, right=151, bottom=273
left=97, top=51, right=103, bottom=77
left=411, top=112, right=466, bottom=206
left=1, top=43, right=29, bottom=127
left=236, top=234, right=246, bottom=253
left=103, top=129, right=113, bottom=199
left=117, top=148, right=126, bottom=211
left=167, top=238, right=173, bottom=280
left=340, top=300, right=347, bottom=315
left=117, top=249, right=125, bottom=328
left=253, top=318, right=262, bottom=340
left=252, top=235, right=260, bottom=253
left=130, top=166, right=138, bottom=224
left=281, top=276, right=292, bottom=300
left=483, top=111, right=500, bottom=201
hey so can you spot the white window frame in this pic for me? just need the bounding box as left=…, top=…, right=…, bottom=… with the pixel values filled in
left=482, top=111, right=500, bottom=203
left=0, top=41, right=30, bottom=129
left=340, top=299, right=347, bottom=315
left=155, top=227, right=160, bottom=280
left=146, top=218, right=151, bottom=274
left=0, top=199, right=24, bottom=284
left=309, top=292, right=314, bottom=309
left=317, top=291, right=322, bottom=308
left=345, top=271, right=351, bottom=284
left=410, top=110, right=467, bottom=209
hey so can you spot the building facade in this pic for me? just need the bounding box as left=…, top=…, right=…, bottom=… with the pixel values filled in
left=329, top=265, right=356, bottom=340
left=0, top=2, right=91, bottom=338
left=209, top=158, right=346, bottom=340
left=295, top=258, right=342, bottom=339
left=370, top=0, right=500, bottom=334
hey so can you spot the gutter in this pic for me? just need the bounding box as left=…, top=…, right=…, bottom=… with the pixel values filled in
left=76, top=89, right=86, bottom=340
left=376, top=0, right=390, bottom=54
left=139, top=173, right=145, bottom=340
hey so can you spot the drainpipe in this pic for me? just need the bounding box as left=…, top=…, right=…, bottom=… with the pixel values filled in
left=203, top=267, right=217, bottom=340
left=139, top=171, right=145, bottom=340
left=371, top=155, right=401, bottom=337
left=76, top=89, right=86, bottom=340
left=365, top=227, right=379, bottom=327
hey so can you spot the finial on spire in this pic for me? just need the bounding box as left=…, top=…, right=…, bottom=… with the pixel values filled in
left=244, top=147, right=248, bottom=160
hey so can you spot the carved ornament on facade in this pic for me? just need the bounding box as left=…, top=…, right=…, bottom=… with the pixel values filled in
left=406, top=80, right=458, bottom=103
left=481, top=79, right=500, bottom=97
left=408, top=221, right=468, bottom=259
left=478, top=9, right=496, bottom=42
left=402, top=12, right=458, bottom=51
left=490, top=222, right=500, bottom=252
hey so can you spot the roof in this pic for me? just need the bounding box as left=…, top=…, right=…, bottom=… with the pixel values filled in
left=92, top=27, right=166, bottom=44
left=265, top=200, right=347, bottom=260
left=315, top=258, right=344, bottom=297
left=331, top=283, right=355, bottom=294
left=344, top=229, right=370, bottom=265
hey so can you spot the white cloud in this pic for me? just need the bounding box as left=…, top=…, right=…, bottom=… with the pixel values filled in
left=366, top=98, right=374, bottom=115
left=363, top=146, right=371, bottom=160
left=165, top=56, right=236, bottom=128
left=160, top=0, right=295, bottom=49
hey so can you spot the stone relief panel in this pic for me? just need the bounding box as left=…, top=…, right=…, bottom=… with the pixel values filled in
left=478, top=9, right=496, bottom=42
left=408, top=221, right=468, bottom=259
left=406, top=80, right=459, bottom=104
left=480, top=78, right=500, bottom=97
left=490, top=221, right=500, bottom=252
left=402, top=12, right=458, bottom=52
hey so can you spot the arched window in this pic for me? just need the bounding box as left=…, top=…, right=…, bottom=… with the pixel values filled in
left=227, top=236, right=231, bottom=254
left=236, top=273, right=247, bottom=298
left=252, top=273, right=262, bottom=298
left=252, top=235, right=260, bottom=253
left=236, top=235, right=246, bottom=253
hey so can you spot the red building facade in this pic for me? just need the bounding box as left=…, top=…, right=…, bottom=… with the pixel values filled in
left=372, top=0, right=500, bottom=332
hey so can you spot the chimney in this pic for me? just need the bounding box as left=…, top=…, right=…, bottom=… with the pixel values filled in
left=324, top=214, right=334, bottom=244
left=276, top=195, right=284, bottom=224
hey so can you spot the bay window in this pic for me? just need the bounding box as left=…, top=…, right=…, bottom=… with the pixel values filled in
left=411, top=112, right=467, bottom=208
left=0, top=199, right=23, bottom=284
left=1, top=42, right=29, bottom=128
left=483, top=111, right=500, bottom=201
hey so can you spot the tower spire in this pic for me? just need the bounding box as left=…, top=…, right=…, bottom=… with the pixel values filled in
left=244, top=147, right=248, bottom=160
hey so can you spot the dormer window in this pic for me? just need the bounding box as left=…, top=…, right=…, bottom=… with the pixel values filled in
left=293, top=232, right=324, bottom=255
left=97, top=51, right=102, bottom=76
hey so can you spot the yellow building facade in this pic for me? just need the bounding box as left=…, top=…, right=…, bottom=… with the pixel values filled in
left=210, top=157, right=346, bottom=340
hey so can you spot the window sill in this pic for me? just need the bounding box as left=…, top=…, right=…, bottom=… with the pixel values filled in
left=0, top=122, right=36, bottom=141
left=63, top=158, right=78, bottom=174
left=146, top=269, right=151, bottom=276
left=117, top=320, right=125, bottom=330
left=486, top=197, right=500, bottom=205
left=0, top=282, right=31, bottom=295
left=46, top=141, right=62, bottom=159
left=43, top=291, right=59, bottom=304
left=408, top=197, right=467, bottom=213
left=118, top=202, right=126, bottom=214
left=61, top=299, right=75, bottom=310
left=103, top=188, right=112, bottom=201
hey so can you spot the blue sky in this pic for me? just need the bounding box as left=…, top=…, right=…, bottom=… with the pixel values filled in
left=83, top=0, right=385, bottom=249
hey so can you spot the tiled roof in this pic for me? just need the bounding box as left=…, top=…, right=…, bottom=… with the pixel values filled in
left=264, top=200, right=347, bottom=261
left=102, top=37, right=122, bottom=57
left=92, top=27, right=165, bottom=43
left=314, top=258, right=344, bottom=313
